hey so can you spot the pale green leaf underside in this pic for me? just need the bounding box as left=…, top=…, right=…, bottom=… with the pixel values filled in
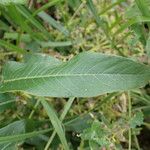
left=0, top=52, right=150, bottom=97
left=0, top=0, right=26, bottom=5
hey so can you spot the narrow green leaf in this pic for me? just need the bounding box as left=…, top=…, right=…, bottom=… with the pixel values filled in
left=0, top=120, right=26, bottom=149
left=86, top=0, right=108, bottom=36
left=0, top=100, right=16, bottom=107
left=16, top=5, right=50, bottom=38
left=40, top=41, right=72, bottom=48
left=0, top=114, right=91, bottom=146
left=114, top=16, right=150, bottom=36
left=0, top=40, right=26, bottom=54
left=0, top=52, right=150, bottom=97
left=0, top=129, right=51, bottom=144
left=4, top=33, right=31, bottom=42
left=0, top=20, right=9, bottom=31
left=0, top=93, right=15, bottom=113
left=44, top=97, right=75, bottom=149
left=60, top=97, right=75, bottom=121
left=86, top=0, right=103, bottom=27
left=40, top=98, right=70, bottom=150
left=38, top=11, right=69, bottom=36
left=33, top=0, right=60, bottom=16
left=135, top=0, right=150, bottom=18
left=100, top=0, right=125, bottom=15
left=0, top=0, right=26, bottom=5
left=2, top=5, right=45, bottom=40
left=145, top=35, right=150, bottom=58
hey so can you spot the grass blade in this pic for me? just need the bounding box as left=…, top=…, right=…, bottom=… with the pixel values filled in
left=86, top=0, right=110, bottom=39
left=16, top=5, right=50, bottom=38
left=33, top=0, right=60, bottom=17
left=0, top=129, right=51, bottom=144
left=0, top=40, right=26, bottom=54
left=40, top=41, right=72, bottom=48
left=38, top=11, right=69, bottom=36
left=0, top=0, right=26, bottom=5
left=44, top=97, right=75, bottom=150
left=145, top=34, right=150, bottom=58
left=40, top=98, right=70, bottom=150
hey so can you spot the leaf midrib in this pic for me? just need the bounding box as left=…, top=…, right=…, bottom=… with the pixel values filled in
left=3, top=73, right=147, bottom=83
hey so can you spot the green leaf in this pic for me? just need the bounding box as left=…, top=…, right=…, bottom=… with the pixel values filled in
left=0, top=40, right=26, bottom=54
left=2, top=5, right=45, bottom=40
left=0, top=119, right=53, bottom=147
left=32, top=0, right=60, bottom=16
left=38, top=11, right=69, bottom=36
left=81, top=120, right=111, bottom=148
left=145, top=35, right=150, bottom=58
left=86, top=0, right=111, bottom=43
left=0, top=20, right=9, bottom=31
left=125, top=0, right=150, bottom=19
left=0, top=128, right=51, bottom=145
left=4, top=32, right=31, bottom=42
left=0, top=52, right=150, bottom=97
left=40, top=98, right=70, bottom=150
left=16, top=5, right=50, bottom=38
left=0, top=129, right=51, bottom=148
left=86, top=0, right=102, bottom=27
left=44, top=97, right=75, bottom=149
left=135, top=0, right=150, bottom=18
left=65, top=114, right=93, bottom=133
left=129, top=111, right=144, bottom=128
left=114, top=16, right=150, bottom=36
left=23, top=53, right=62, bottom=65
left=0, top=120, right=26, bottom=149
left=0, top=0, right=26, bottom=5
left=0, top=115, right=93, bottom=146
left=117, top=1, right=150, bottom=38
left=0, top=93, right=15, bottom=113
left=39, top=41, right=73, bottom=48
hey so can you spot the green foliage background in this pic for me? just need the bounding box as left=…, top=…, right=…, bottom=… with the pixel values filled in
left=0, top=0, right=150, bottom=149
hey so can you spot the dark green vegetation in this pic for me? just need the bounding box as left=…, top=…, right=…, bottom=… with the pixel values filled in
left=0, top=0, right=150, bottom=149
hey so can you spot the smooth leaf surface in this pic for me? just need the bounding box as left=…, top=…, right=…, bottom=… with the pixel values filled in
left=0, top=0, right=26, bottom=5
left=0, top=52, right=150, bottom=97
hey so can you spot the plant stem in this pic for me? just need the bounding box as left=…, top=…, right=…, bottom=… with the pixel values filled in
left=0, top=100, right=16, bottom=106
left=143, top=122, right=150, bottom=128
left=44, top=97, right=75, bottom=150
left=133, top=133, right=140, bottom=150
left=128, top=91, right=132, bottom=150
left=28, top=99, right=40, bottom=119
left=68, top=0, right=86, bottom=26
left=28, top=0, right=34, bottom=9
left=16, top=29, right=22, bottom=47
left=133, top=105, right=150, bottom=111
left=99, top=0, right=125, bottom=15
